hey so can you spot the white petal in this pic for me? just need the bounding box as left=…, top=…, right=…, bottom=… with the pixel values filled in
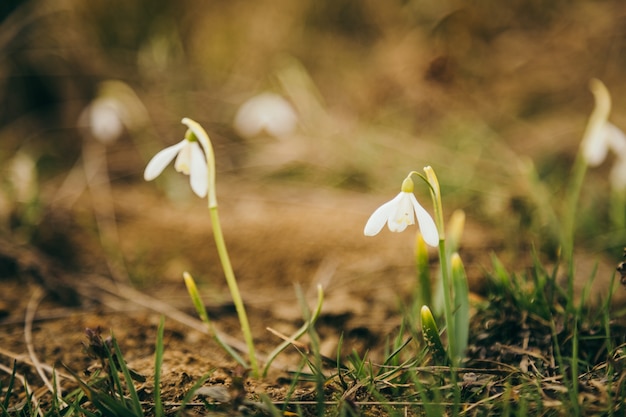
left=188, top=142, right=208, bottom=198
left=606, top=122, right=626, bottom=157
left=582, top=123, right=610, bottom=166
left=364, top=196, right=399, bottom=236
left=234, top=93, right=297, bottom=139
left=410, top=194, right=439, bottom=246
left=582, top=80, right=612, bottom=166
left=144, top=141, right=186, bottom=181
left=89, top=98, right=125, bottom=144
left=388, top=193, right=415, bottom=232
left=174, top=141, right=193, bottom=175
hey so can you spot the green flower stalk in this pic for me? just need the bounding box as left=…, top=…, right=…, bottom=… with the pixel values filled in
left=145, top=118, right=258, bottom=376
left=423, top=166, right=458, bottom=366
left=563, top=80, right=626, bottom=301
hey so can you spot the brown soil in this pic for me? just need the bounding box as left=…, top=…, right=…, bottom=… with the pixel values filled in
left=1, top=172, right=624, bottom=415
left=0, top=177, right=490, bottom=411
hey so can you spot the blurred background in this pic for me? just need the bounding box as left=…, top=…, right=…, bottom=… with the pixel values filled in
left=1, top=0, right=626, bottom=278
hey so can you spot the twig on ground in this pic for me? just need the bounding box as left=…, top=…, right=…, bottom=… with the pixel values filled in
left=24, top=287, right=66, bottom=407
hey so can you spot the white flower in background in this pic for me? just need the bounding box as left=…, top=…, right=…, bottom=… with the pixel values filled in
left=234, top=92, right=298, bottom=139
left=581, top=79, right=626, bottom=166
left=580, top=79, right=626, bottom=190
left=81, top=97, right=126, bottom=144
left=364, top=177, right=439, bottom=246
left=143, top=135, right=208, bottom=198
left=78, top=80, right=149, bottom=144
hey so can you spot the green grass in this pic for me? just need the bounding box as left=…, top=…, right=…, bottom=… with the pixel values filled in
left=2, top=257, right=625, bottom=415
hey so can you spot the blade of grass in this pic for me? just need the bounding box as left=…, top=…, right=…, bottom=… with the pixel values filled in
left=263, top=284, right=324, bottom=376
left=63, top=365, right=138, bottom=417
left=154, top=316, right=165, bottom=417
left=110, top=335, right=144, bottom=416
left=174, top=371, right=213, bottom=417
left=1, top=361, right=17, bottom=411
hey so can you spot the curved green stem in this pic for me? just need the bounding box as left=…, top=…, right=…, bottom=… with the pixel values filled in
left=209, top=206, right=259, bottom=377
left=182, top=118, right=258, bottom=376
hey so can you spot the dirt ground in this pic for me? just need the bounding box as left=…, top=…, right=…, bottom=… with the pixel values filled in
left=1, top=170, right=624, bottom=415
left=0, top=175, right=496, bottom=409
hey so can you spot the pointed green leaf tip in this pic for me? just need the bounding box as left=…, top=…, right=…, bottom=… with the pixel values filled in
left=420, top=305, right=448, bottom=364
left=451, top=253, right=469, bottom=362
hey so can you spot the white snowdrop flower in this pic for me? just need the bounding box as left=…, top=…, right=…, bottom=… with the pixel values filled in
left=581, top=79, right=626, bottom=166
left=364, top=177, right=439, bottom=246
left=79, top=81, right=149, bottom=145
left=234, top=92, right=298, bottom=139
left=79, top=97, right=125, bottom=144
left=144, top=135, right=208, bottom=198
left=579, top=79, right=626, bottom=189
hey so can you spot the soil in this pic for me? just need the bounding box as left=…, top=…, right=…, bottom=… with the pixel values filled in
left=0, top=174, right=494, bottom=411
left=1, top=171, right=624, bottom=415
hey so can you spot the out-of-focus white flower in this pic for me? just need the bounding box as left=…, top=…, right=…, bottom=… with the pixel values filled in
left=78, top=81, right=149, bottom=144
left=581, top=79, right=626, bottom=167
left=144, top=136, right=208, bottom=198
left=8, top=151, right=38, bottom=203
left=233, top=92, right=298, bottom=139
left=364, top=177, right=439, bottom=246
left=580, top=79, right=626, bottom=190
left=80, top=97, right=126, bottom=144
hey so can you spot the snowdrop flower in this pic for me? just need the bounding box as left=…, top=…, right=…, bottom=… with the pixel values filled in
left=78, top=80, right=149, bottom=144
left=234, top=92, right=298, bottom=139
left=80, top=97, right=125, bottom=144
left=579, top=79, right=626, bottom=190
left=364, top=176, right=439, bottom=246
left=581, top=79, right=626, bottom=167
left=143, top=130, right=208, bottom=198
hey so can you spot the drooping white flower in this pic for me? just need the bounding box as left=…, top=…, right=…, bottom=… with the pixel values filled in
left=78, top=80, right=149, bottom=144
left=144, top=137, right=208, bottom=198
left=581, top=79, right=626, bottom=167
left=364, top=177, right=439, bottom=246
left=80, top=97, right=125, bottom=144
left=233, top=92, right=298, bottom=139
left=579, top=79, right=626, bottom=190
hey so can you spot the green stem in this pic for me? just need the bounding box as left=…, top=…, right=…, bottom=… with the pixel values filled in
left=562, top=153, right=587, bottom=306
left=183, top=118, right=259, bottom=376
left=209, top=206, right=259, bottom=377
left=438, top=238, right=456, bottom=366
left=422, top=167, right=457, bottom=366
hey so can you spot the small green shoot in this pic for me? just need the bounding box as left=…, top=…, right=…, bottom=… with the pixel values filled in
left=153, top=316, right=165, bottom=417
left=183, top=271, right=247, bottom=368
